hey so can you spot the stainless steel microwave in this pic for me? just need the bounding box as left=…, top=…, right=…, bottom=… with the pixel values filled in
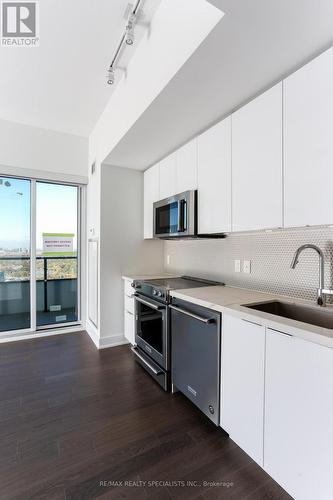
left=153, top=190, right=197, bottom=239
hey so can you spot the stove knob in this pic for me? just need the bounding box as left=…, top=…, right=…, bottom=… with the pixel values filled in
left=157, top=291, right=162, bottom=297
left=153, top=289, right=157, bottom=296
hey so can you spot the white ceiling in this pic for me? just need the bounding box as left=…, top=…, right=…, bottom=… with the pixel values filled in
left=105, top=0, right=333, bottom=170
left=0, top=0, right=160, bottom=137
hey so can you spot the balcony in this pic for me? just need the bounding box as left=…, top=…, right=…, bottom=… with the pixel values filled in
left=0, top=256, right=78, bottom=332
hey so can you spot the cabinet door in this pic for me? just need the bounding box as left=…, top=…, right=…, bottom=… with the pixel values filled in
left=232, top=83, right=283, bottom=231
left=197, top=117, right=231, bottom=234
left=159, top=152, right=177, bottom=200
left=143, top=164, right=159, bottom=239
left=176, top=139, right=197, bottom=193
left=124, top=309, right=135, bottom=344
left=221, top=315, right=265, bottom=466
left=265, top=329, right=333, bottom=500
left=284, top=47, right=333, bottom=227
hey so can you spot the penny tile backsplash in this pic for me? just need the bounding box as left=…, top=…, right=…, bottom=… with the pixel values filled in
left=164, top=227, right=333, bottom=302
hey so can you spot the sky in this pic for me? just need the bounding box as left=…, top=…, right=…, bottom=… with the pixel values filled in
left=0, top=177, right=78, bottom=252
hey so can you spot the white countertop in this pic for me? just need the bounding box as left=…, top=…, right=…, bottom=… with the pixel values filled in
left=170, top=285, right=333, bottom=350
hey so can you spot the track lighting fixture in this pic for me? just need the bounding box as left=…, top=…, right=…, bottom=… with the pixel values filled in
left=107, top=66, right=115, bottom=85
left=106, top=0, right=142, bottom=86
left=125, top=13, right=135, bottom=45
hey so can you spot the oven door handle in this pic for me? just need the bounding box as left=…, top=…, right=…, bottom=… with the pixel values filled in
left=131, top=347, right=163, bottom=375
left=134, top=294, right=165, bottom=310
left=169, top=304, right=215, bottom=324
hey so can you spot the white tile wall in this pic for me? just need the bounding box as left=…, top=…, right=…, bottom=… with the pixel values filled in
left=164, top=227, right=333, bottom=302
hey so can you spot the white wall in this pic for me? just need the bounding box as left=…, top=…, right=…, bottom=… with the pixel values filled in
left=99, top=165, right=164, bottom=344
left=86, top=0, right=222, bottom=345
left=0, top=118, right=88, bottom=181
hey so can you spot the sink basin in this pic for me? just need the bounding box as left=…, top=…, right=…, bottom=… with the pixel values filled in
left=243, top=301, right=333, bottom=330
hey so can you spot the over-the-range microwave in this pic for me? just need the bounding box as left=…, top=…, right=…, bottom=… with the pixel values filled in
left=153, top=190, right=226, bottom=239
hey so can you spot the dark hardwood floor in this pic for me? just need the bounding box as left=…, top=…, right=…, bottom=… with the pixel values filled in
left=0, top=332, right=291, bottom=500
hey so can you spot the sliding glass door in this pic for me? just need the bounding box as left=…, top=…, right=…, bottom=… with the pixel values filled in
left=0, top=176, right=81, bottom=334
left=0, top=177, right=31, bottom=332
left=36, top=182, right=79, bottom=328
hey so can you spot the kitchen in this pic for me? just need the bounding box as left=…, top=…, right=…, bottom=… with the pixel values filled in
left=1, top=1, right=333, bottom=499
left=119, top=41, right=333, bottom=500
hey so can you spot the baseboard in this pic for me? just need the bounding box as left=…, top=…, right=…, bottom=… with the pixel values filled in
left=85, top=321, right=128, bottom=349
left=99, top=334, right=129, bottom=349
left=85, top=320, right=100, bottom=348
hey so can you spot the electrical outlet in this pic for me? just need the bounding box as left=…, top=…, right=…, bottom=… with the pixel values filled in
left=243, top=260, right=251, bottom=274
left=166, top=255, right=171, bottom=265
left=234, top=260, right=241, bottom=273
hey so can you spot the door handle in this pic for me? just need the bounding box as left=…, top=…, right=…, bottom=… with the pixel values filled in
left=169, top=304, right=215, bottom=324
left=134, top=295, right=165, bottom=311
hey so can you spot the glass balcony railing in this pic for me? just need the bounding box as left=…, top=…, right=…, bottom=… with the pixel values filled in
left=0, top=256, right=78, bottom=332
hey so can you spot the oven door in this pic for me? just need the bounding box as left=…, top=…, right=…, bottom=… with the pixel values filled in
left=153, top=190, right=196, bottom=238
left=134, top=294, right=168, bottom=370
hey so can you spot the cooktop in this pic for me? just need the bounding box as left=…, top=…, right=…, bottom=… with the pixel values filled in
left=142, top=276, right=224, bottom=290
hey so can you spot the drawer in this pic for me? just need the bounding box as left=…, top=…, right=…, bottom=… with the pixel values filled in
left=124, top=309, right=135, bottom=344
left=124, top=279, right=134, bottom=298
left=125, top=295, right=134, bottom=314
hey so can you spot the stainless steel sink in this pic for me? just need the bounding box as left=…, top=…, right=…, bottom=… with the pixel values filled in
left=243, top=301, right=333, bottom=330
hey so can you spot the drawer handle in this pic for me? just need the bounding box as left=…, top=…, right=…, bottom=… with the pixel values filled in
left=131, top=347, right=162, bottom=375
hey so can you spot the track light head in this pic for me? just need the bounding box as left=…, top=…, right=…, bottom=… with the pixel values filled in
left=125, top=14, right=135, bottom=45
left=107, top=66, right=115, bottom=85
left=126, top=31, right=134, bottom=45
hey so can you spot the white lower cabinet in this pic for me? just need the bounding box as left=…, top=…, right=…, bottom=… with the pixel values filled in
left=123, top=279, right=135, bottom=345
left=264, top=328, right=333, bottom=500
left=221, top=314, right=265, bottom=466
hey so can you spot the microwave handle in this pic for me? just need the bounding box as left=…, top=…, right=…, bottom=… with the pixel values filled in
left=177, top=200, right=182, bottom=232
left=177, top=199, right=187, bottom=232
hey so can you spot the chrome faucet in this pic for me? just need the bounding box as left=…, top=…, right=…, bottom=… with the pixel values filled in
left=290, top=244, right=333, bottom=307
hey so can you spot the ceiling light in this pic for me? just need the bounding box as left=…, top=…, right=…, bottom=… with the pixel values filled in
left=125, top=30, right=134, bottom=45
left=106, top=0, right=142, bottom=86
left=107, top=66, right=115, bottom=85
left=125, top=14, right=135, bottom=45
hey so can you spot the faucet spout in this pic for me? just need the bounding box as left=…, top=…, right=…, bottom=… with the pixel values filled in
left=290, top=244, right=325, bottom=306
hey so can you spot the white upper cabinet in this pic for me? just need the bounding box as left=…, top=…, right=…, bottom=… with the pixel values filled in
left=159, top=151, right=177, bottom=200
left=232, top=83, right=283, bottom=231
left=143, top=163, right=159, bottom=239
left=176, top=138, right=198, bottom=193
left=221, top=315, right=265, bottom=466
left=197, top=117, right=232, bottom=234
left=265, top=329, right=333, bottom=500
left=284, top=47, right=333, bottom=227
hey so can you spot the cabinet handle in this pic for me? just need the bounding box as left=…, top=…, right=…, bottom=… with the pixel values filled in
left=126, top=310, right=134, bottom=316
left=268, top=328, right=293, bottom=337
left=242, top=318, right=262, bottom=327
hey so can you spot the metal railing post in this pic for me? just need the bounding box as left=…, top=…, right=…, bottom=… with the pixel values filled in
left=44, top=257, right=48, bottom=312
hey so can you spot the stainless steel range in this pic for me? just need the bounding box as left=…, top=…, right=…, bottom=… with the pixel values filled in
left=131, top=276, right=224, bottom=390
